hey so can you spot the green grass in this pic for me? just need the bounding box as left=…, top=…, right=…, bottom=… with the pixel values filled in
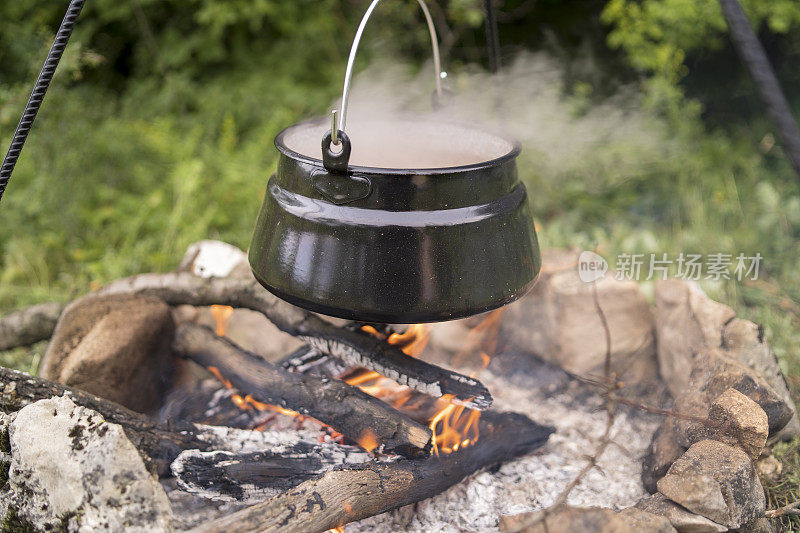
left=765, top=438, right=800, bottom=531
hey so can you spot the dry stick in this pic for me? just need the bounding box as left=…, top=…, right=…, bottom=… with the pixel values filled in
left=0, top=365, right=210, bottom=475
left=0, top=302, right=64, bottom=351
left=93, top=272, right=492, bottom=410
left=191, top=411, right=554, bottom=533
left=765, top=500, right=800, bottom=518
left=172, top=323, right=431, bottom=454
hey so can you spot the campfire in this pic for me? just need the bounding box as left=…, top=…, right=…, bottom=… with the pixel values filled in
left=0, top=244, right=797, bottom=532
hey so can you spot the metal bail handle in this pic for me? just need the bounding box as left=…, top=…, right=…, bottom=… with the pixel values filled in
left=322, top=0, right=444, bottom=172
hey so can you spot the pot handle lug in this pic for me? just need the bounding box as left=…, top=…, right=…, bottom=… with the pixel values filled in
left=322, top=130, right=351, bottom=173
left=311, top=168, right=371, bottom=205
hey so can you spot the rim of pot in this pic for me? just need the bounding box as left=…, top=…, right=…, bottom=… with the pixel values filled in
left=273, top=116, right=522, bottom=176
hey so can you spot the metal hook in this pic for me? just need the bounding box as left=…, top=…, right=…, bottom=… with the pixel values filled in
left=338, top=0, right=443, bottom=134
left=331, top=110, right=340, bottom=146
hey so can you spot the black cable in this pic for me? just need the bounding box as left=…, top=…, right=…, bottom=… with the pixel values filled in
left=484, top=0, right=501, bottom=74
left=0, top=0, right=86, bottom=204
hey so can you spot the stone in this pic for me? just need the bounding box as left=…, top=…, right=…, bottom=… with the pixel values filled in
left=642, top=420, right=686, bottom=493
left=736, top=517, right=773, bottom=533
left=653, top=279, right=735, bottom=396
left=618, top=507, right=677, bottom=532
left=499, top=506, right=642, bottom=533
left=502, top=249, right=660, bottom=390
left=755, top=455, right=782, bottom=484
left=707, top=388, right=768, bottom=458
left=657, top=440, right=766, bottom=528
left=178, top=239, right=250, bottom=279
left=690, top=348, right=793, bottom=437
left=723, top=318, right=800, bottom=440
left=673, top=388, right=769, bottom=459
left=188, top=306, right=303, bottom=363
left=657, top=473, right=729, bottom=526
left=0, top=396, right=172, bottom=532
left=40, top=294, right=175, bottom=413
left=635, top=494, right=727, bottom=532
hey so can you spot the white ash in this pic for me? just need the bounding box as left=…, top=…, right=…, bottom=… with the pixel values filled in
left=348, top=355, right=660, bottom=533
left=191, top=424, right=343, bottom=454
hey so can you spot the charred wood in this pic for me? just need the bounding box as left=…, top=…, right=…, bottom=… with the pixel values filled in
left=172, top=440, right=373, bottom=504
left=172, top=323, right=432, bottom=454
left=192, top=411, right=554, bottom=533
left=93, top=272, right=492, bottom=409
left=0, top=301, right=64, bottom=350
left=0, top=365, right=209, bottom=474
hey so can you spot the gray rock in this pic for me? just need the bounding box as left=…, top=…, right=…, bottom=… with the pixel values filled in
left=723, top=318, right=800, bottom=440
left=691, top=349, right=793, bottom=437
left=658, top=473, right=729, bottom=526
left=40, top=294, right=174, bottom=413
left=635, top=494, right=727, bottom=532
left=672, top=388, right=769, bottom=459
left=178, top=239, right=250, bottom=279
left=1, top=396, right=172, bottom=532
left=181, top=306, right=304, bottom=364
left=502, top=249, right=660, bottom=389
left=707, top=388, right=768, bottom=459
left=755, top=455, right=782, bottom=485
left=642, top=420, right=686, bottom=493
left=653, top=280, right=735, bottom=397
left=657, top=440, right=765, bottom=528
left=735, top=517, right=773, bottom=532
left=618, top=507, right=677, bottom=532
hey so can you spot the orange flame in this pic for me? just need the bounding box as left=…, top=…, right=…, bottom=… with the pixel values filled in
left=387, top=323, right=431, bottom=357
left=210, top=305, right=234, bottom=336
left=429, top=394, right=482, bottom=456
left=357, top=429, right=379, bottom=452
left=327, top=527, right=345, bottom=533
left=350, top=318, right=497, bottom=456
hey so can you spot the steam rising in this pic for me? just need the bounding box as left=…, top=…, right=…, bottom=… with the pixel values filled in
left=319, top=52, right=674, bottom=185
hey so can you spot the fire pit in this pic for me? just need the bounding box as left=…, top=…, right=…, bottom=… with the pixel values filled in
left=1, top=243, right=795, bottom=532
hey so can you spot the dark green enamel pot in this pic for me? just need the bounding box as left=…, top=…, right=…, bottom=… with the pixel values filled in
left=248, top=116, right=541, bottom=323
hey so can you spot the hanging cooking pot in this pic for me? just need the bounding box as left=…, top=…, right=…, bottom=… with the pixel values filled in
left=248, top=0, right=541, bottom=323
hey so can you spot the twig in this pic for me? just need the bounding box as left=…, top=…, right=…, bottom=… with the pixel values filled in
left=0, top=302, right=64, bottom=350
left=505, top=280, right=618, bottom=532
left=765, top=500, right=800, bottom=518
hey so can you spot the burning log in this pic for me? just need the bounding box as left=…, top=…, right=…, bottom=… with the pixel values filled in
left=192, top=411, right=554, bottom=533
left=94, top=272, right=492, bottom=409
left=0, top=301, right=64, bottom=350
left=172, top=441, right=373, bottom=504
left=0, top=365, right=209, bottom=474
left=172, top=323, right=432, bottom=454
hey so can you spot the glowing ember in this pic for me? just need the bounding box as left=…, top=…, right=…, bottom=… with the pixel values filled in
left=327, top=527, right=345, bottom=533
left=206, top=364, right=349, bottom=446
left=210, top=304, right=233, bottom=336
